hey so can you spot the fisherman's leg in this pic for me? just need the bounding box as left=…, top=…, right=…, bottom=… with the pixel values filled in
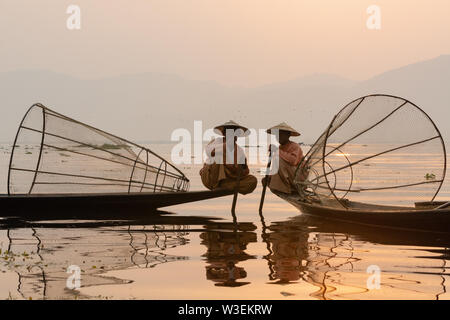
left=238, top=175, right=257, bottom=195
left=268, top=158, right=297, bottom=194
left=200, top=163, right=221, bottom=190
left=219, top=175, right=257, bottom=195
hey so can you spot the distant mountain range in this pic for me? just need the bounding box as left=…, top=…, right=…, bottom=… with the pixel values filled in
left=1, top=55, right=449, bottom=145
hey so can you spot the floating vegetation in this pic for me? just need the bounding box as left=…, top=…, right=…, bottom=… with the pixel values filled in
left=25, top=151, right=32, bottom=155
left=425, top=173, right=436, bottom=180
left=1, top=250, right=33, bottom=267
left=59, top=153, right=71, bottom=157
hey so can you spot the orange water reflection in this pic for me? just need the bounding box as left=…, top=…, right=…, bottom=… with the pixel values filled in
left=0, top=210, right=449, bottom=300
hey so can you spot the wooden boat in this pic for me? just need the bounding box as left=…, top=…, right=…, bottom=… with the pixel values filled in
left=0, top=189, right=233, bottom=218
left=275, top=192, right=450, bottom=233
left=272, top=95, right=450, bottom=234
left=1, top=103, right=233, bottom=217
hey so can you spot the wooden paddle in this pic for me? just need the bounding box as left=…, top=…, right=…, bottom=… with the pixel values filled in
left=435, top=201, right=450, bottom=210
left=259, top=147, right=273, bottom=213
left=231, top=164, right=243, bottom=214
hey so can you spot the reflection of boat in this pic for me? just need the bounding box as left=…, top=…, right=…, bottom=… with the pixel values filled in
left=0, top=211, right=222, bottom=300
left=270, top=213, right=450, bottom=249
left=259, top=212, right=450, bottom=300
left=277, top=94, right=450, bottom=233
left=261, top=221, right=308, bottom=284
left=276, top=192, right=450, bottom=233
left=1, top=104, right=233, bottom=216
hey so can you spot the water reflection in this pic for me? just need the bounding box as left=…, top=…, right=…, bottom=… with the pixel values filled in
left=261, top=223, right=308, bottom=285
left=201, top=222, right=257, bottom=287
left=260, top=213, right=450, bottom=300
left=0, top=210, right=449, bottom=300
left=0, top=212, right=215, bottom=300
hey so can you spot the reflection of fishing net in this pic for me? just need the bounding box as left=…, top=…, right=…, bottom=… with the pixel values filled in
left=295, top=94, right=447, bottom=207
left=8, top=104, right=189, bottom=195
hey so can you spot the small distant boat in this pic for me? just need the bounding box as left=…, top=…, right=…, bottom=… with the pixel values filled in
left=276, top=94, right=450, bottom=233
left=1, top=103, right=232, bottom=217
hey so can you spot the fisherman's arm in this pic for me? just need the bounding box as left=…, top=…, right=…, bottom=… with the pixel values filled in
left=279, top=146, right=303, bottom=166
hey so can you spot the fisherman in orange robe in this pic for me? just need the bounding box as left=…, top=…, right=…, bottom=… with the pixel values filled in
left=263, top=122, right=304, bottom=194
left=200, top=120, right=257, bottom=195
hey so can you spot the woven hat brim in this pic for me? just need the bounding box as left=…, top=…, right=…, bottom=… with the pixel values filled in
left=266, top=128, right=301, bottom=136
left=214, top=125, right=250, bottom=137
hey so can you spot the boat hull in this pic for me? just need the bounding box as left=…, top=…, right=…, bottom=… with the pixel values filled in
left=277, top=193, right=450, bottom=233
left=0, top=189, right=233, bottom=219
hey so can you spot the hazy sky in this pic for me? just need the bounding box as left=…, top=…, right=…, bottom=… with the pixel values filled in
left=1, top=0, right=449, bottom=86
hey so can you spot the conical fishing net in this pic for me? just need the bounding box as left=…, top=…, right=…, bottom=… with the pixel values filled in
left=8, top=104, right=189, bottom=195
left=295, top=94, right=447, bottom=207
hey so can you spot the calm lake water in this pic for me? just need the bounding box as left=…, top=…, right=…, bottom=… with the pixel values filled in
left=0, top=143, right=449, bottom=300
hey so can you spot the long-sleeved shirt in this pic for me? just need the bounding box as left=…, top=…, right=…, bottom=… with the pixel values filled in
left=279, top=141, right=303, bottom=166
left=204, top=137, right=249, bottom=176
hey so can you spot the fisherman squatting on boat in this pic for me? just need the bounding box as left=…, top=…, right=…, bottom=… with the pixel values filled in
left=200, top=120, right=257, bottom=195
left=263, top=122, right=304, bottom=194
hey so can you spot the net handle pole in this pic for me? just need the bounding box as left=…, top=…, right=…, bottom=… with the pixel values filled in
left=231, top=165, right=243, bottom=214
left=435, top=202, right=450, bottom=210
left=259, top=148, right=273, bottom=213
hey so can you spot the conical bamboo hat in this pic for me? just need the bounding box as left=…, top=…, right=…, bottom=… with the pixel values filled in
left=266, top=122, right=301, bottom=136
left=214, top=120, right=249, bottom=137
